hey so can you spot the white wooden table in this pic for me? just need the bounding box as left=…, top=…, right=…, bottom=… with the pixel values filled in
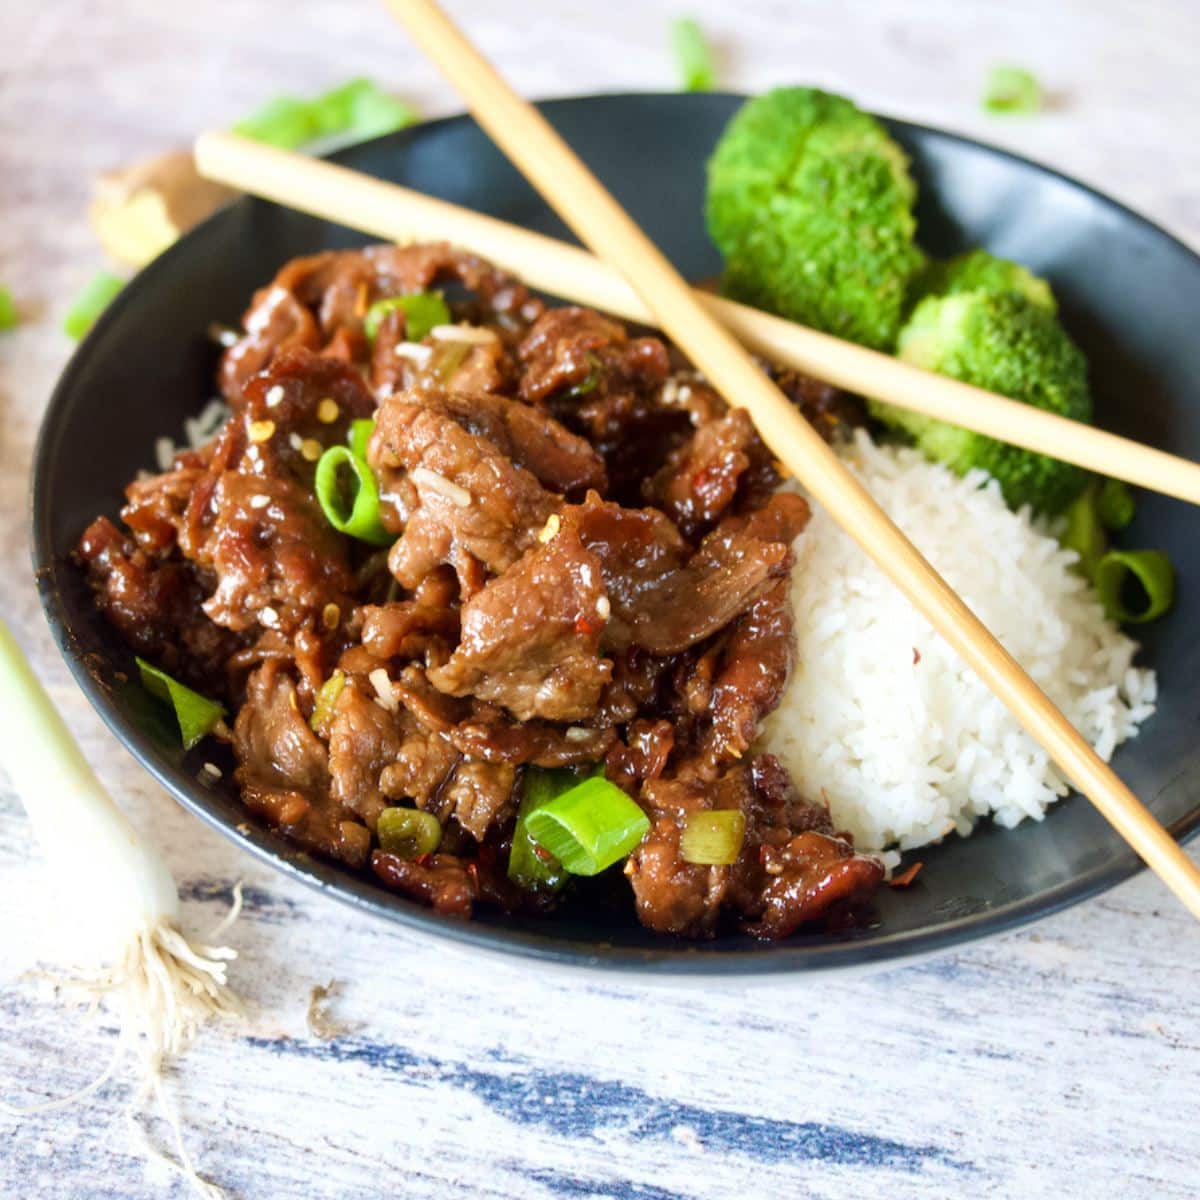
left=2, top=2, right=1199, bottom=1196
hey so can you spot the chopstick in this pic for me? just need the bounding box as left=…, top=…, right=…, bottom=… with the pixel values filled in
left=379, top=0, right=1200, bottom=918
left=193, top=130, right=1200, bottom=508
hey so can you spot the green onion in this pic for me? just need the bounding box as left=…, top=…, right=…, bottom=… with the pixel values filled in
left=1095, top=549, right=1175, bottom=624
left=232, top=94, right=321, bottom=150
left=0, top=286, right=18, bottom=331
left=1097, top=478, right=1136, bottom=531
left=309, top=670, right=346, bottom=733
left=347, top=418, right=376, bottom=462
left=524, top=774, right=650, bottom=877
left=670, top=17, right=716, bottom=93
left=565, top=352, right=602, bottom=399
left=314, top=77, right=417, bottom=140
left=679, top=809, right=746, bottom=865
left=363, top=292, right=450, bottom=344
left=135, top=657, right=225, bottom=750
left=1061, top=483, right=1107, bottom=579
left=314, top=445, right=393, bottom=545
left=508, top=768, right=573, bottom=892
left=377, top=806, right=442, bottom=859
left=983, top=65, right=1043, bottom=115
left=63, top=271, right=125, bottom=340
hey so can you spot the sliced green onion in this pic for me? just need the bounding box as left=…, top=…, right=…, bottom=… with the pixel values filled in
left=377, top=806, right=442, bottom=859
left=983, top=65, right=1043, bottom=115
left=64, top=271, right=125, bottom=340
left=1097, top=478, right=1136, bottom=531
left=314, top=445, right=393, bottom=545
left=0, top=286, right=18, bottom=331
left=315, top=78, right=417, bottom=140
left=565, top=352, right=602, bottom=398
left=1095, top=549, right=1175, bottom=624
left=232, top=94, right=320, bottom=150
left=136, top=657, right=225, bottom=750
left=524, top=774, right=650, bottom=877
left=309, top=670, right=346, bottom=733
left=1061, top=483, right=1106, bottom=580
left=363, top=292, right=450, bottom=344
left=347, top=418, right=376, bottom=462
left=679, top=809, right=746, bottom=865
left=508, top=768, right=573, bottom=892
left=670, top=17, right=716, bottom=93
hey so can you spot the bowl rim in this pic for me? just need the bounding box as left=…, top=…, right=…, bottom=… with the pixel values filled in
left=31, top=91, right=1200, bottom=978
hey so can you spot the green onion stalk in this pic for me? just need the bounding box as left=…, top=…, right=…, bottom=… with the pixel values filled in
left=0, top=618, right=240, bottom=1194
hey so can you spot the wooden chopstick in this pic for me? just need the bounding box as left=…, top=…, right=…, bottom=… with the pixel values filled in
left=193, top=129, right=1200, bottom=507
left=380, top=0, right=1200, bottom=918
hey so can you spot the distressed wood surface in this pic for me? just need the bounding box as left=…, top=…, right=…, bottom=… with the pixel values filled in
left=1, top=2, right=1199, bottom=1197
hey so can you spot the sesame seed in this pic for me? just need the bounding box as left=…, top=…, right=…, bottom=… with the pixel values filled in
left=300, top=437, right=323, bottom=462
left=202, top=762, right=222, bottom=779
left=411, top=466, right=472, bottom=508
left=564, top=726, right=591, bottom=743
left=260, top=606, right=279, bottom=628
left=537, top=513, right=561, bottom=543
left=369, top=668, right=398, bottom=712
left=248, top=419, right=276, bottom=443
left=596, top=595, right=611, bottom=620
left=288, top=432, right=304, bottom=451
left=322, top=602, right=341, bottom=630
left=395, top=342, right=433, bottom=365
left=265, top=385, right=285, bottom=407
left=316, top=398, right=339, bottom=424
left=249, top=493, right=270, bottom=509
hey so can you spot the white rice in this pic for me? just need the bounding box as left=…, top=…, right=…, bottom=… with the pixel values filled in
left=762, top=430, right=1157, bottom=855
left=153, top=397, right=230, bottom=469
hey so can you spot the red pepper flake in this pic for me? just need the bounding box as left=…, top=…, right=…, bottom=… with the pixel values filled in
left=912, top=647, right=921, bottom=665
left=890, top=861, right=924, bottom=888
left=575, top=615, right=597, bottom=636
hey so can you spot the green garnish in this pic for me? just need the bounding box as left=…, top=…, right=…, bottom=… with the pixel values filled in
left=565, top=352, right=602, bottom=399
left=983, top=65, right=1043, bottom=115
left=523, top=774, right=650, bottom=877
left=1095, top=550, right=1175, bottom=625
left=671, top=18, right=715, bottom=93
left=136, top=658, right=225, bottom=750
left=363, top=292, right=450, bottom=344
left=0, top=287, right=18, bottom=331
left=309, top=670, right=346, bottom=733
left=314, top=445, right=393, bottom=545
left=679, top=809, right=747, bottom=865
left=1097, top=478, right=1135, bottom=531
left=347, top=418, right=376, bottom=462
left=1061, top=483, right=1107, bottom=580
left=508, top=768, right=573, bottom=892
left=376, top=807, right=442, bottom=859
left=234, top=79, right=417, bottom=151
left=64, top=271, right=125, bottom=340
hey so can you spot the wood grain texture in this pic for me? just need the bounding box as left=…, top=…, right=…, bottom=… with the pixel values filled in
left=1, top=2, right=1198, bottom=1197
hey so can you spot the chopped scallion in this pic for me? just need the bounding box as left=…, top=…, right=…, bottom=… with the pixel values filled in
left=983, top=65, right=1043, bottom=115
left=377, top=806, right=442, bottom=859
left=232, top=94, right=320, bottom=150
left=314, top=445, right=393, bottom=545
left=679, top=809, right=746, bottom=865
left=671, top=17, right=716, bottom=93
left=363, top=292, right=450, bottom=344
left=1061, top=482, right=1106, bottom=579
left=347, top=418, right=376, bottom=462
left=1097, top=478, right=1135, bottom=531
left=524, top=774, right=649, bottom=877
left=63, top=271, right=125, bottom=340
left=508, top=768, right=574, bottom=892
left=136, top=657, right=225, bottom=750
left=0, top=286, right=18, bottom=331
left=1094, top=549, right=1175, bottom=624
left=309, top=670, right=346, bottom=733
left=317, top=77, right=417, bottom=140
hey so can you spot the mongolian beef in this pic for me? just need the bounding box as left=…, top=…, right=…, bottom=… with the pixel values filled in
left=76, top=242, right=885, bottom=939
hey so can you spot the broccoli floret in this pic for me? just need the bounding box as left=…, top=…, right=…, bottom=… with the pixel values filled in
left=911, top=249, right=1056, bottom=313
left=706, top=87, right=923, bottom=350
left=873, top=290, right=1092, bottom=513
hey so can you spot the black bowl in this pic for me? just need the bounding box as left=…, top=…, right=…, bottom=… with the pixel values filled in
left=33, top=93, right=1200, bottom=976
